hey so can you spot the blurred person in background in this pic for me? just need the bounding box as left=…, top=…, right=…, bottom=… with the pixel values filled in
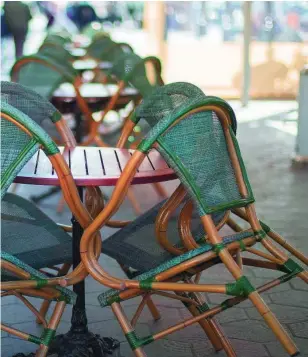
left=66, top=1, right=99, bottom=31
left=37, top=1, right=56, bottom=29
left=3, top=1, right=32, bottom=59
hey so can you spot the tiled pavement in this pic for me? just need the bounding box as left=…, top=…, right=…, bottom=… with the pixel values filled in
left=1, top=101, right=307, bottom=357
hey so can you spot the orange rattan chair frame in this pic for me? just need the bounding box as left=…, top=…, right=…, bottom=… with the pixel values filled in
left=78, top=103, right=307, bottom=357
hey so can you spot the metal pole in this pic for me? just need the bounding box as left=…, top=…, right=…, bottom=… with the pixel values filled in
left=242, top=1, right=251, bottom=107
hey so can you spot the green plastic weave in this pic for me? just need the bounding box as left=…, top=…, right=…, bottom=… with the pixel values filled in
left=87, top=36, right=115, bottom=59
left=133, top=82, right=207, bottom=128
left=38, top=44, right=73, bottom=64
left=44, top=33, right=71, bottom=46
left=1, top=81, right=61, bottom=123
left=1, top=102, right=59, bottom=197
left=11, top=55, right=77, bottom=99
left=106, top=53, right=162, bottom=97
left=138, top=96, right=252, bottom=215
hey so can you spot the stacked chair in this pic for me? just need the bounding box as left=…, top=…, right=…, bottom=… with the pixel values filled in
left=79, top=82, right=308, bottom=357
left=2, top=24, right=307, bottom=357
left=0, top=82, right=103, bottom=356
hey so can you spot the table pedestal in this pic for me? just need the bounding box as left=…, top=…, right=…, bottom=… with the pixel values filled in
left=48, top=186, right=120, bottom=357
left=12, top=187, right=121, bottom=357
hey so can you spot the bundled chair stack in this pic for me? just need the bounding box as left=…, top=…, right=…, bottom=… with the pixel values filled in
left=1, top=25, right=307, bottom=357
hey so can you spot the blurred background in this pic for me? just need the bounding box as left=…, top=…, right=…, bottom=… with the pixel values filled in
left=1, top=1, right=308, bottom=101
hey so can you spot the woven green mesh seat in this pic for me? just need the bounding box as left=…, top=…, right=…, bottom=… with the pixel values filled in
left=100, top=229, right=253, bottom=307
left=11, top=55, right=77, bottom=99
left=106, top=53, right=162, bottom=97
left=103, top=198, right=226, bottom=272
left=1, top=193, right=72, bottom=273
left=1, top=81, right=63, bottom=141
left=1, top=102, right=76, bottom=304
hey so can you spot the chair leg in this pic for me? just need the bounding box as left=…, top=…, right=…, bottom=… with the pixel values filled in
left=202, top=216, right=299, bottom=356
left=267, top=230, right=308, bottom=266
left=146, top=297, right=161, bottom=321
left=37, top=263, right=71, bottom=324
left=111, top=302, right=148, bottom=357
left=221, top=249, right=299, bottom=356
left=37, top=300, right=51, bottom=324
left=180, top=289, right=236, bottom=356
left=35, top=301, right=66, bottom=357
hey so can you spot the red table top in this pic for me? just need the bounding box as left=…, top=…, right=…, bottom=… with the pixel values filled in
left=15, top=147, right=176, bottom=187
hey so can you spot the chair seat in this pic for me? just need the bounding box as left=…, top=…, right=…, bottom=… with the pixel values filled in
left=1, top=193, right=76, bottom=304
left=99, top=229, right=254, bottom=307
left=1, top=193, right=72, bottom=271
left=103, top=198, right=226, bottom=274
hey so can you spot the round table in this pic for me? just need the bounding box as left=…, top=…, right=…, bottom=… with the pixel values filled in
left=15, top=146, right=176, bottom=357
left=52, top=83, right=140, bottom=115
left=33, top=84, right=140, bottom=205
left=73, top=59, right=113, bottom=73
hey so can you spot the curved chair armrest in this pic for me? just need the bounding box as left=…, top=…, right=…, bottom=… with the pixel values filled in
left=155, top=184, right=187, bottom=255
left=143, top=56, right=164, bottom=86
left=178, top=200, right=230, bottom=251
left=11, top=54, right=79, bottom=83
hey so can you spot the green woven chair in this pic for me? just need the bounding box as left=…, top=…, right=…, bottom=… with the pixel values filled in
left=10, top=54, right=78, bottom=99
left=0, top=80, right=76, bottom=144
left=38, top=43, right=73, bottom=65
left=10, top=54, right=98, bottom=148
left=1, top=102, right=78, bottom=356
left=80, top=84, right=234, bottom=356
left=79, top=89, right=307, bottom=357
left=86, top=35, right=115, bottom=60
left=106, top=52, right=163, bottom=98
left=88, top=39, right=133, bottom=63
left=1, top=79, right=78, bottom=316
left=104, top=82, right=236, bottom=270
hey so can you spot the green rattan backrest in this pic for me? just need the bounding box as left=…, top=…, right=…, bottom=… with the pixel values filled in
left=11, top=55, right=77, bottom=99
left=107, top=53, right=162, bottom=97
left=87, top=35, right=114, bottom=59
left=94, top=42, right=133, bottom=63
left=138, top=97, right=252, bottom=215
left=38, top=43, right=73, bottom=63
left=1, top=102, right=59, bottom=199
left=1, top=81, right=62, bottom=140
left=133, top=82, right=208, bottom=129
left=44, top=33, right=71, bottom=46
